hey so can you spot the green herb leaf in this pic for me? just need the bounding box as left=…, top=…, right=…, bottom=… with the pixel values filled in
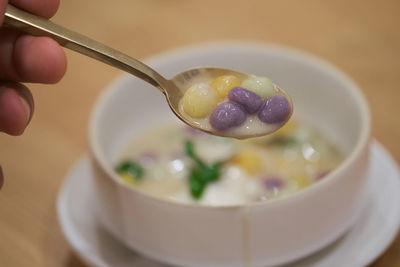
left=185, top=140, right=195, bottom=158
left=185, top=140, right=224, bottom=199
left=189, top=169, right=206, bottom=199
left=185, top=140, right=205, bottom=167
left=115, top=161, right=144, bottom=180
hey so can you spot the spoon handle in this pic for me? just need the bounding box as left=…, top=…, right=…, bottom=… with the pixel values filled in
left=4, top=4, right=166, bottom=90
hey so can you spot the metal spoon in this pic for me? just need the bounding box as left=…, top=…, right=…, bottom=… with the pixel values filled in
left=4, top=4, right=292, bottom=139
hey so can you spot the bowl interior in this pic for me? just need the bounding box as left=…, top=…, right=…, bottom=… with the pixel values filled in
left=90, top=42, right=369, bottom=179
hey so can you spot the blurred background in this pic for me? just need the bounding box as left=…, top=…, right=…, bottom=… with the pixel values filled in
left=0, top=0, right=399, bottom=266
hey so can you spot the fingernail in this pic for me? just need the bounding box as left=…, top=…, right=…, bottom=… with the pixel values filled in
left=18, top=94, right=31, bottom=124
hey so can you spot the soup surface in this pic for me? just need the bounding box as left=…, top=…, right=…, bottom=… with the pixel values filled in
left=115, top=120, right=343, bottom=206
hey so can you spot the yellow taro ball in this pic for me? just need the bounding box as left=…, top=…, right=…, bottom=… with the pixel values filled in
left=211, top=75, right=241, bottom=98
left=119, top=173, right=137, bottom=186
left=275, top=119, right=296, bottom=135
left=231, top=150, right=262, bottom=175
left=291, top=176, right=310, bottom=189
left=182, top=83, right=218, bottom=118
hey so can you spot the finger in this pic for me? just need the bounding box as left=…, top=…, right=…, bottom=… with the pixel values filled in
left=14, top=34, right=67, bottom=83
left=9, top=0, right=60, bottom=19
left=0, top=0, right=6, bottom=25
left=0, top=82, right=33, bottom=135
left=0, top=28, right=67, bottom=83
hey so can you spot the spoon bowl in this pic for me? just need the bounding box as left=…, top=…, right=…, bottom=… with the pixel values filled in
left=169, top=67, right=292, bottom=138
left=4, top=4, right=292, bottom=138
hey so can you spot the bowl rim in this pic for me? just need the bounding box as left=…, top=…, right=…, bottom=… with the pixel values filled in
left=88, top=41, right=371, bottom=210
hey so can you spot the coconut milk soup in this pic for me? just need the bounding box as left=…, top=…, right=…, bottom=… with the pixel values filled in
left=115, top=120, right=343, bottom=206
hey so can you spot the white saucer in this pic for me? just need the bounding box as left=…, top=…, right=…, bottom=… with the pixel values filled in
left=57, top=140, right=400, bottom=267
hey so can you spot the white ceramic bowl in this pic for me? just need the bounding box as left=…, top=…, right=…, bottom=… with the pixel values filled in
left=88, top=42, right=371, bottom=267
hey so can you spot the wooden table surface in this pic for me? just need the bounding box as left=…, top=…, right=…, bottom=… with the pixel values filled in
left=0, top=0, right=399, bottom=266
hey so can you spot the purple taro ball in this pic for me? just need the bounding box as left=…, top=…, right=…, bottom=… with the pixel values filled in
left=258, top=94, right=291, bottom=124
left=228, top=87, right=263, bottom=114
left=315, top=170, right=330, bottom=180
left=263, top=176, right=284, bottom=190
left=210, top=102, right=247, bottom=131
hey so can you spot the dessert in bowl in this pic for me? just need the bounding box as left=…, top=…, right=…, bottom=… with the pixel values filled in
left=88, top=42, right=371, bottom=267
left=114, top=119, right=343, bottom=206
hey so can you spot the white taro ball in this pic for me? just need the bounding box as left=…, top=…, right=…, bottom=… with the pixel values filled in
left=242, top=76, right=275, bottom=99
left=182, top=83, right=218, bottom=118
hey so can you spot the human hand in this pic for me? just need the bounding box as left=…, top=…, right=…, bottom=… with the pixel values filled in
left=0, top=0, right=67, bottom=188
